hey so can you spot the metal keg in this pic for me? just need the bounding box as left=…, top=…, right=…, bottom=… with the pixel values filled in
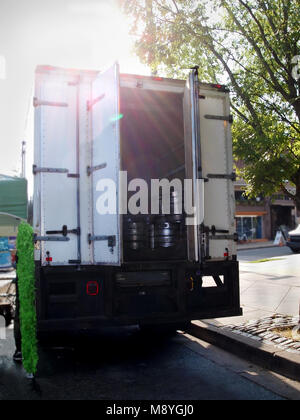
left=159, top=190, right=184, bottom=222
left=149, top=223, right=155, bottom=250
left=155, top=219, right=177, bottom=248
left=170, top=190, right=183, bottom=222
left=125, top=219, right=146, bottom=250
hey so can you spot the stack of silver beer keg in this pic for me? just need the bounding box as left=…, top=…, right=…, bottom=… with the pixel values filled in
left=124, top=191, right=184, bottom=251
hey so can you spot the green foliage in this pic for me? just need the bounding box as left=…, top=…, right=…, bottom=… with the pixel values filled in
left=16, top=222, right=38, bottom=375
left=121, top=0, right=300, bottom=208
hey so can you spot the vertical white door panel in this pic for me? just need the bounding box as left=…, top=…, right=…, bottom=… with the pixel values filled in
left=90, top=63, right=121, bottom=265
left=199, top=89, right=236, bottom=259
left=78, top=75, right=93, bottom=265
left=36, top=78, right=79, bottom=265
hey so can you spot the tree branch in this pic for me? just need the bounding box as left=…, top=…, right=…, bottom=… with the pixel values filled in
left=198, top=36, right=265, bottom=134
left=238, top=0, right=290, bottom=76
left=281, top=184, right=296, bottom=200
left=171, top=0, right=179, bottom=13
left=258, top=0, right=279, bottom=36
left=231, top=102, right=250, bottom=123
left=222, top=0, right=292, bottom=103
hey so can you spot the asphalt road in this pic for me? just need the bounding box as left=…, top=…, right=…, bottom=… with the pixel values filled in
left=238, top=245, right=299, bottom=264
left=1, top=248, right=299, bottom=401
left=1, top=326, right=299, bottom=401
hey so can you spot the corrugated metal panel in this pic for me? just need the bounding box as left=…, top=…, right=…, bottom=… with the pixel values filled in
left=0, top=175, right=28, bottom=219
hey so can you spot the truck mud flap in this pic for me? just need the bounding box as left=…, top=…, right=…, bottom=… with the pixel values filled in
left=186, top=260, right=242, bottom=319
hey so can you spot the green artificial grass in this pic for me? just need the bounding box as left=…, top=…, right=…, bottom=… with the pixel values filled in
left=16, top=222, right=38, bottom=375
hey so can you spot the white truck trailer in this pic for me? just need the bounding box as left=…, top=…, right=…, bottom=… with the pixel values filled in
left=32, top=63, right=241, bottom=334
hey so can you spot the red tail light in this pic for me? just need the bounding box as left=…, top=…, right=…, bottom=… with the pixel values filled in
left=87, top=281, right=99, bottom=296
left=211, top=84, right=224, bottom=89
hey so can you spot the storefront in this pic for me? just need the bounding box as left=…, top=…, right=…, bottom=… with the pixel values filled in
left=236, top=211, right=267, bottom=242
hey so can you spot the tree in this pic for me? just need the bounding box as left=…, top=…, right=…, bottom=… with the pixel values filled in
left=120, top=0, right=300, bottom=211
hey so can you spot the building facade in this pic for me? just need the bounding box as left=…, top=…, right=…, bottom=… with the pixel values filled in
left=235, top=180, right=297, bottom=242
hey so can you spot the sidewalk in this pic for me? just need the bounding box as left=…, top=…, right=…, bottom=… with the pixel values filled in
left=189, top=247, right=300, bottom=380
left=0, top=271, right=15, bottom=303
left=0, top=270, right=15, bottom=281
left=208, top=249, right=300, bottom=327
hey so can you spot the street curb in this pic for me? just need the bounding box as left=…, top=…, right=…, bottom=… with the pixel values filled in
left=237, top=245, right=278, bottom=252
left=188, top=321, right=300, bottom=382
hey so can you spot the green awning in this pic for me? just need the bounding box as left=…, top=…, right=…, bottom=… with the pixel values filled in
left=0, top=175, right=28, bottom=220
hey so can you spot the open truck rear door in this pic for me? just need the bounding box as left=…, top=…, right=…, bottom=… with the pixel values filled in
left=34, top=63, right=122, bottom=266
left=184, top=69, right=236, bottom=263
left=89, top=63, right=122, bottom=266
left=199, top=84, right=236, bottom=260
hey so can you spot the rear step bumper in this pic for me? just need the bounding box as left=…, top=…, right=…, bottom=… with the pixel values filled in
left=36, top=260, right=242, bottom=333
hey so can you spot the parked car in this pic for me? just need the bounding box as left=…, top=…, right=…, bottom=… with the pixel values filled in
left=287, top=225, right=300, bottom=253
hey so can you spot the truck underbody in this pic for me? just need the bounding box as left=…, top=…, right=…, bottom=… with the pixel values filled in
left=36, top=260, right=241, bottom=333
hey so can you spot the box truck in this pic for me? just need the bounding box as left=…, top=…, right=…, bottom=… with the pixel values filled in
left=32, top=63, right=242, bottom=335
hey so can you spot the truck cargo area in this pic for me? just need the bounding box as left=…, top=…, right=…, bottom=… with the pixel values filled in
left=120, top=85, right=187, bottom=262
left=121, top=87, right=185, bottom=183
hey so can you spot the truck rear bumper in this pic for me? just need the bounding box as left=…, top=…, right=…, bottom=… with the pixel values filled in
left=36, top=260, right=242, bottom=333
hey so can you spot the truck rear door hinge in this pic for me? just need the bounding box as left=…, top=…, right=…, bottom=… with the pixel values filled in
left=87, top=163, right=107, bottom=176
left=34, top=235, right=70, bottom=243
left=33, top=165, right=68, bottom=175
left=209, top=235, right=235, bottom=241
left=210, top=233, right=238, bottom=242
left=33, top=97, right=68, bottom=108
left=87, top=94, right=105, bottom=111
left=88, top=234, right=116, bottom=252
left=204, top=114, right=233, bottom=124
left=211, top=226, right=229, bottom=235
left=207, top=172, right=236, bottom=182
left=46, top=226, right=81, bottom=237
left=33, top=165, right=79, bottom=178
